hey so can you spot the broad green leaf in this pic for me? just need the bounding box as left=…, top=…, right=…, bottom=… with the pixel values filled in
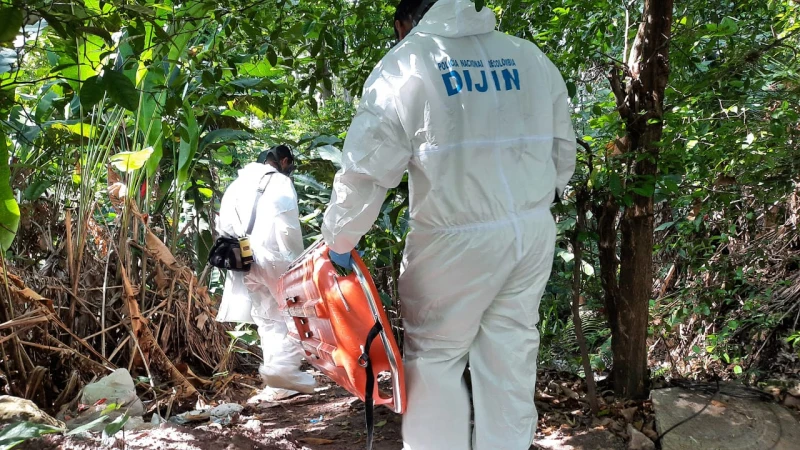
left=654, top=221, right=675, bottom=232
left=65, top=415, right=109, bottom=436
left=141, top=70, right=166, bottom=178
left=213, top=148, right=233, bottom=165
left=227, top=329, right=259, bottom=345
left=23, top=180, right=51, bottom=201
left=719, top=17, right=739, bottom=36
left=1, top=138, right=20, bottom=251
left=52, top=122, right=99, bottom=139
left=77, top=35, right=106, bottom=73
left=110, top=147, right=155, bottom=173
left=79, top=76, right=105, bottom=109
left=733, top=365, right=742, bottom=375
left=177, top=99, right=199, bottom=187
left=0, top=7, right=23, bottom=44
left=84, top=0, right=102, bottom=14
left=103, top=71, right=139, bottom=111
left=314, top=145, right=342, bottom=168
left=581, top=261, right=595, bottom=277
left=198, top=129, right=253, bottom=152
left=102, top=413, right=129, bottom=439
left=0, top=421, right=63, bottom=450
left=101, top=403, right=120, bottom=415
left=566, top=81, right=577, bottom=99
left=267, top=46, right=278, bottom=67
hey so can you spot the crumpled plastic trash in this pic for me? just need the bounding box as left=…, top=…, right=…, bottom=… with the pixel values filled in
left=209, top=403, right=244, bottom=426
left=309, top=415, right=324, bottom=424
left=66, top=369, right=145, bottom=433
left=168, top=410, right=211, bottom=425
left=169, top=403, right=244, bottom=426
left=81, top=369, right=145, bottom=416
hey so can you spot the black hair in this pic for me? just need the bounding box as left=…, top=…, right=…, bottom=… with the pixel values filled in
left=257, top=144, right=294, bottom=165
left=394, top=0, right=437, bottom=39
left=394, top=0, right=424, bottom=23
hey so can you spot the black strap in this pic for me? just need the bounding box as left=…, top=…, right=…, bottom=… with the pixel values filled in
left=359, top=321, right=383, bottom=450
left=245, top=173, right=273, bottom=236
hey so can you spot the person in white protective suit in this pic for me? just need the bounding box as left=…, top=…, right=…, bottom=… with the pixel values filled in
left=321, top=0, right=576, bottom=448
left=216, top=145, right=317, bottom=401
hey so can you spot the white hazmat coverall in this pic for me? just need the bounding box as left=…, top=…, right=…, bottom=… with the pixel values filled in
left=216, top=162, right=316, bottom=397
left=321, top=0, right=576, bottom=448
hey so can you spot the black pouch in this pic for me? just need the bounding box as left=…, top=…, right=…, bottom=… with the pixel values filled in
left=208, top=236, right=252, bottom=272
left=208, top=173, right=274, bottom=272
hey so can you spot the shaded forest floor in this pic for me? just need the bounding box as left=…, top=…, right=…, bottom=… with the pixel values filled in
left=11, top=365, right=800, bottom=449
left=16, top=369, right=634, bottom=450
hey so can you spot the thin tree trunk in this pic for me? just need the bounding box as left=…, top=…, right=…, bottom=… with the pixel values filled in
left=571, top=190, right=599, bottom=415
left=604, top=0, right=673, bottom=399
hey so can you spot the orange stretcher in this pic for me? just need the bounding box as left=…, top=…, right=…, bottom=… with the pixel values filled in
left=276, top=240, right=405, bottom=448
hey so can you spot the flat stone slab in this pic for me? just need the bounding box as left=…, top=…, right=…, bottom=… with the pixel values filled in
left=652, top=387, right=800, bottom=450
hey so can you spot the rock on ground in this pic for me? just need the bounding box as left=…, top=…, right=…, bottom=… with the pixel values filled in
left=652, top=386, right=800, bottom=450
left=0, top=396, right=65, bottom=428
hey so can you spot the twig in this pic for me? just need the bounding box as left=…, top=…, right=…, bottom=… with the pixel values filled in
left=0, top=251, right=29, bottom=379
left=129, top=330, right=156, bottom=391
left=102, top=249, right=113, bottom=358
left=0, top=324, right=39, bottom=345
left=0, top=315, right=49, bottom=332
left=108, top=335, right=132, bottom=364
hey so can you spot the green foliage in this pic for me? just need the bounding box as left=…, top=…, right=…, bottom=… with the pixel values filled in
left=0, top=137, right=19, bottom=251
left=0, top=422, right=63, bottom=450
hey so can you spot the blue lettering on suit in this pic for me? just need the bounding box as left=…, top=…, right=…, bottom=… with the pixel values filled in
left=437, top=57, right=520, bottom=97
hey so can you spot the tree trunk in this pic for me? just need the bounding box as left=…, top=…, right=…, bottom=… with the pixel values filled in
left=604, top=0, right=673, bottom=399
left=572, top=190, right=600, bottom=415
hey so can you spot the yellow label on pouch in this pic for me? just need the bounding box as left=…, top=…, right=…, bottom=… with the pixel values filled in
left=239, top=237, right=254, bottom=265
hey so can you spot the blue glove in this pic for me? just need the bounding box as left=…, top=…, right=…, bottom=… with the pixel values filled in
left=329, top=249, right=355, bottom=270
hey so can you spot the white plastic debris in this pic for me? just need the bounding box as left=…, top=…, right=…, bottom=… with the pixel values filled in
left=209, top=403, right=244, bottom=425
left=81, top=369, right=144, bottom=416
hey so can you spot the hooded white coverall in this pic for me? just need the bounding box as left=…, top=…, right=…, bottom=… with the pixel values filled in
left=216, top=162, right=316, bottom=395
left=321, top=0, right=576, bottom=448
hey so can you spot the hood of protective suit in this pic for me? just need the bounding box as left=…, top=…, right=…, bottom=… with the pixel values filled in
left=237, top=161, right=277, bottom=182
left=410, top=0, right=496, bottom=38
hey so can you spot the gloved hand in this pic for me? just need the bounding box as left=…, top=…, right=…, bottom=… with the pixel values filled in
left=329, top=249, right=355, bottom=270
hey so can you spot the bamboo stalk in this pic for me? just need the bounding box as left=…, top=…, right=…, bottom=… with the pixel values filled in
left=65, top=208, right=75, bottom=327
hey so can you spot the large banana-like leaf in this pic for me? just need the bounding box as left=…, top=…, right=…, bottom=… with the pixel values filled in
left=0, top=137, right=20, bottom=251
left=176, top=99, right=199, bottom=187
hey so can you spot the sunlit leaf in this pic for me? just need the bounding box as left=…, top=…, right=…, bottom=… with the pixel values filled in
left=0, top=138, right=20, bottom=252
left=110, top=147, right=155, bottom=173
left=52, top=122, right=99, bottom=139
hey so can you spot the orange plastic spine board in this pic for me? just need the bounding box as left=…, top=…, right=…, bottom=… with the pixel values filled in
left=276, top=243, right=406, bottom=414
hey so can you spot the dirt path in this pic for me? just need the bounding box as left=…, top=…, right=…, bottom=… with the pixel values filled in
left=18, top=373, right=628, bottom=449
